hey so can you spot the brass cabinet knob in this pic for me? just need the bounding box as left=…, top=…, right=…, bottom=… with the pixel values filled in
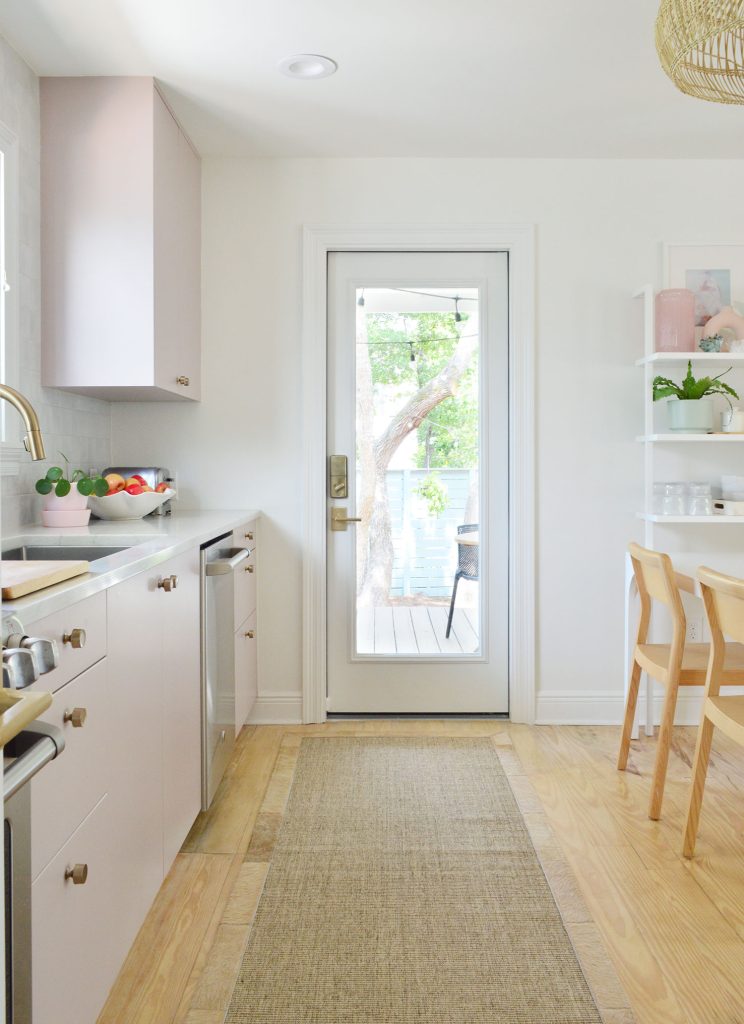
left=63, top=707, right=87, bottom=728
left=244, top=630, right=255, bottom=639
left=157, top=575, right=178, bottom=592
left=62, top=628, right=86, bottom=649
left=244, top=565, right=254, bottom=573
left=244, top=532, right=254, bottom=541
left=64, top=863, right=88, bottom=885
left=176, top=375, right=190, bottom=386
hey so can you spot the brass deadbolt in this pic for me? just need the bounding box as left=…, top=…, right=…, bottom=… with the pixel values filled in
left=63, top=707, right=87, bottom=728
left=62, top=628, right=86, bottom=649
left=65, top=863, right=88, bottom=885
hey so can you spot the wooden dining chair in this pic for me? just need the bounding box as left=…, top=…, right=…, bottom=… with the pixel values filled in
left=618, top=543, right=744, bottom=820
left=683, top=567, right=744, bottom=858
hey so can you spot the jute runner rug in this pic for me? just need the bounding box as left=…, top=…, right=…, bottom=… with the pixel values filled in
left=225, top=737, right=608, bottom=1023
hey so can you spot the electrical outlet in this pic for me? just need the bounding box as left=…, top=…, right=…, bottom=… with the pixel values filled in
left=686, top=615, right=703, bottom=643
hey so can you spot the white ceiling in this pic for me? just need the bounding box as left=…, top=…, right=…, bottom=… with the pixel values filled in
left=1, top=0, right=743, bottom=158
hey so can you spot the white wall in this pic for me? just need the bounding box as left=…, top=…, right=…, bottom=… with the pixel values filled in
left=0, top=37, right=111, bottom=531
left=111, top=157, right=744, bottom=722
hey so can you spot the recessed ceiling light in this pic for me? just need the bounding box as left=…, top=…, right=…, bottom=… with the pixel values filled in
left=278, top=54, right=337, bottom=80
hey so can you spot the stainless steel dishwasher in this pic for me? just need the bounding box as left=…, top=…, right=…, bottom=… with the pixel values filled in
left=200, top=534, right=253, bottom=810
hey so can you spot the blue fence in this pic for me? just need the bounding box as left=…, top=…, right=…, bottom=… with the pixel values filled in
left=387, top=469, right=475, bottom=598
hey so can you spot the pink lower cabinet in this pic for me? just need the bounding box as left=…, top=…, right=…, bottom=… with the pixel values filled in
left=30, top=659, right=110, bottom=880
left=160, top=547, right=201, bottom=868
left=235, top=609, right=258, bottom=730
left=32, top=796, right=121, bottom=1024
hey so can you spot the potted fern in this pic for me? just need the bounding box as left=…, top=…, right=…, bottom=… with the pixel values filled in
left=652, top=361, right=739, bottom=433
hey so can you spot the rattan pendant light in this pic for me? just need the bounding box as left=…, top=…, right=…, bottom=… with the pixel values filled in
left=656, top=0, right=744, bottom=104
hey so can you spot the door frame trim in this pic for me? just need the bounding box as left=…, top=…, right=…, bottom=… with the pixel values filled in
left=301, top=225, right=536, bottom=723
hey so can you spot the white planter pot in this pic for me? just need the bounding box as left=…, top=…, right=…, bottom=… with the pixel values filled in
left=41, top=489, right=91, bottom=527
left=666, top=398, right=714, bottom=434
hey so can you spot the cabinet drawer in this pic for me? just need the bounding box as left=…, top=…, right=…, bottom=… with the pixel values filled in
left=26, top=591, right=106, bottom=692
left=32, top=795, right=120, bottom=1024
left=234, top=546, right=256, bottom=629
left=31, top=659, right=110, bottom=879
left=235, top=609, right=257, bottom=731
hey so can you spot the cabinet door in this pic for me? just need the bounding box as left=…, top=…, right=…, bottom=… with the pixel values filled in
left=32, top=796, right=120, bottom=1024
left=160, top=548, right=202, bottom=871
left=235, top=609, right=257, bottom=731
left=107, top=570, right=165, bottom=950
left=153, top=89, right=201, bottom=400
left=31, top=659, right=110, bottom=880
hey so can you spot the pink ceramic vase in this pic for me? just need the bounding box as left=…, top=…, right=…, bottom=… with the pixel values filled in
left=655, top=289, right=695, bottom=352
left=41, top=489, right=91, bottom=527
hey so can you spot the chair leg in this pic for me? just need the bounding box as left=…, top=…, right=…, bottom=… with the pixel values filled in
left=648, top=681, right=679, bottom=820
left=617, top=659, right=642, bottom=771
left=682, top=714, right=715, bottom=859
left=445, top=574, right=460, bottom=638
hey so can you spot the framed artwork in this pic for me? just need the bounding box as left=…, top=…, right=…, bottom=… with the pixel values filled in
left=665, top=243, right=744, bottom=338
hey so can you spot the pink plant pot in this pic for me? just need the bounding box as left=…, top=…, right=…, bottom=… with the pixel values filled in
left=41, top=489, right=91, bottom=527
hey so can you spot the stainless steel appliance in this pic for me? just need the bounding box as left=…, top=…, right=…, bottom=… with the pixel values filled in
left=200, top=534, right=253, bottom=810
left=102, top=466, right=175, bottom=515
left=2, top=620, right=65, bottom=1024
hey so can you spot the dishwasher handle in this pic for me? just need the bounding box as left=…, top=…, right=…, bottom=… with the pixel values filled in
left=205, top=547, right=253, bottom=576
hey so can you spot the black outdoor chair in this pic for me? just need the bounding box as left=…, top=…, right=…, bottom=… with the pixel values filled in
left=445, top=523, right=479, bottom=638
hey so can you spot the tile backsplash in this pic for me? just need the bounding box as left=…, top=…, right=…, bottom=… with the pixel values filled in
left=1, top=35, right=111, bottom=532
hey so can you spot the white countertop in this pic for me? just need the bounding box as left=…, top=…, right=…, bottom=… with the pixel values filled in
left=1, top=509, right=260, bottom=621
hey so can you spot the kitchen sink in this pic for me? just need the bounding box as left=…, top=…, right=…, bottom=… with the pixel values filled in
left=3, top=546, right=129, bottom=562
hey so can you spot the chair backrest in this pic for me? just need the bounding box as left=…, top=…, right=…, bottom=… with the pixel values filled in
left=698, top=566, right=744, bottom=646
left=629, top=542, right=686, bottom=647
left=457, top=524, right=479, bottom=578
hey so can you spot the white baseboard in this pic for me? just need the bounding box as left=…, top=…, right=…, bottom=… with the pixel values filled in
left=534, top=688, right=744, bottom=727
left=247, top=692, right=303, bottom=724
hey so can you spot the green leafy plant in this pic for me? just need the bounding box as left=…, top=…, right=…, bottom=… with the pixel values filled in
left=414, top=473, right=449, bottom=518
left=35, top=452, right=109, bottom=498
left=652, top=361, right=739, bottom=410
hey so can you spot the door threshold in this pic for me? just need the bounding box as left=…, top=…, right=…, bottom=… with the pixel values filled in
left=327, top=712, right=510, bottom=720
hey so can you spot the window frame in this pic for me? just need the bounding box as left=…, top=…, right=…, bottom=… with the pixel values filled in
left=0, top=117, right=25, bottom=475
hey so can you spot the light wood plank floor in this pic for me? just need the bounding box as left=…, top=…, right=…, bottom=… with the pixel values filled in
left=357, top=606, right=480, bottom=654
left=98, top=721, right=744, bottom=1024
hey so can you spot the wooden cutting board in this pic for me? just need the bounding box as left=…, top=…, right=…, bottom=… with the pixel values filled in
left=2, top=560, right=90, bottom=600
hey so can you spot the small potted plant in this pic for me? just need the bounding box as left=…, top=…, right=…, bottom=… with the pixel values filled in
left=35, top=454, right=109, bottom=527
left=652, top=361, right=739, bottom=433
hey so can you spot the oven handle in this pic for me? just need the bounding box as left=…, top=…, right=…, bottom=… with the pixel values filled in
left=205, top=547, right=252, bottom=576
left=4, top=722, right=65, bottom=801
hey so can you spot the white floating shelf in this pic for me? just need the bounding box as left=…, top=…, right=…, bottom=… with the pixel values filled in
left=636, top=352, right=744, bottom=366
left=637, top=433, right=744, bottom=442
left=638, top=513, right=744, bottom=524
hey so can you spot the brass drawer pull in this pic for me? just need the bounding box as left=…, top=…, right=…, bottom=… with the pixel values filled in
left=244, top=565, right=254, bottom=573
left=65, top=863, right=88, bottom=885
left=157, top=575, right=178, bottom=592
left=63, top=707, right=87, bottom=728
left=62, top=628, right=86, bottom=649
left=244, top=532, right=254, bottom=541
left=176, top=375, right=190, bottom=386
left=244, top=630, right=255, bottom=639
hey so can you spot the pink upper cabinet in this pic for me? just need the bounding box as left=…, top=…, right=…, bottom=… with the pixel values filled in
left=41, top=77, right=201, bottom=401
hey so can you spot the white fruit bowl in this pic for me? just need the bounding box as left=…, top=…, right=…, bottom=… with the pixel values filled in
left=88, top=488, right=175, bottom=521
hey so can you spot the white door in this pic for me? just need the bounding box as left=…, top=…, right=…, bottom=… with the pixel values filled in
left=327, top=251, right=509, bottom=713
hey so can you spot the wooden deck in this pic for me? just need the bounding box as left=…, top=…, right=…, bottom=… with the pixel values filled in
left=357, top=606, right=480, bottom=654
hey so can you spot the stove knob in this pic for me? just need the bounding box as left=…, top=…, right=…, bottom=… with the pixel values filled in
left=6, top=635, right=59, bottom=675
left=1, top=648, right=39, bottom=688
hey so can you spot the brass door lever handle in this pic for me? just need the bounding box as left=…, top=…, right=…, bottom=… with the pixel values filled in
left=331, top=508, right=362, bottom=531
